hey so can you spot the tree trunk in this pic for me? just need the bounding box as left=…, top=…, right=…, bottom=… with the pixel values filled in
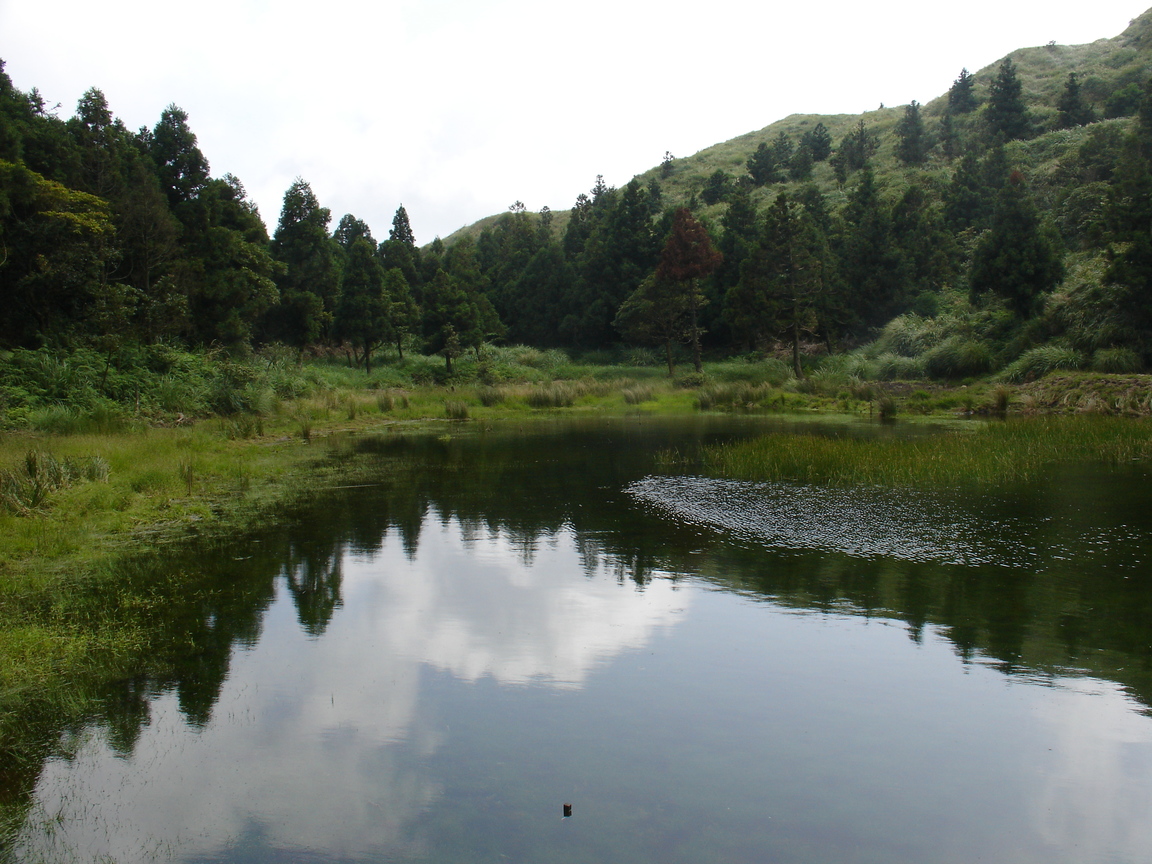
left=364, top=342, right=372, bottom=374
left=689, top=281, right=703, bottom=374
left=791, top=300, right=803, bottom=379
left=665, top=340, right=675, bottom=377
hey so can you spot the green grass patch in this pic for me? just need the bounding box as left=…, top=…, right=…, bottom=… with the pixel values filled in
left=702, top=415, right=1152, bottom=487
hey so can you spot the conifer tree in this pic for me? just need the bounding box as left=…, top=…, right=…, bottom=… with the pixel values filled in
left=379, top=204, right=421, bottom=295
left=334, top=237, right=389, bottom=371
left=268, top=178, right=340, bottom=354
left=806, top=123, right=832, bottom=162
left=1056, top=72, right=1096, bottom=129
left=746, top=142, right=778, bottom=186
left=970, top=172, right=1063, bottom=317
left=948, top=68, right=978, bottom=114
left=150, top=105, right=209, bottom=209
left=985, top=58, right=1030, bottom=141
left=726, top=194, right=825, bottom=375
left=894, top=101, right=928, bottom=165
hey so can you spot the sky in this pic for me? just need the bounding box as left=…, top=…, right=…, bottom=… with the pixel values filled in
left=0, top=0, right=1146, bottom=243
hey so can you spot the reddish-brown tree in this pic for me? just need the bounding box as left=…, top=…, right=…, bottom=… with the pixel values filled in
left=655, top=208, right=723, bottom=372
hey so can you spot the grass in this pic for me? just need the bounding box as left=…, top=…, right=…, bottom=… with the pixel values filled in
left=702, top=415, right=1152, bottom=487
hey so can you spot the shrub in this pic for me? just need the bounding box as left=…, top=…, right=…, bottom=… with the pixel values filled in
left=444, top=400, right=470, bottom=420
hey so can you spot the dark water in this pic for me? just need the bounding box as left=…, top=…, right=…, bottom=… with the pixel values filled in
left=7, top=417, right=1152, bottom=863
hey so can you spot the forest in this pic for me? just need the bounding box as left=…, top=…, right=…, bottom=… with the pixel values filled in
left=5, top=9, right=1152, bottom=424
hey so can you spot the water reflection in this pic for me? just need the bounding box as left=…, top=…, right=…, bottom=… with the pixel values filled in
left=5, top=418, right=1152, bottom=864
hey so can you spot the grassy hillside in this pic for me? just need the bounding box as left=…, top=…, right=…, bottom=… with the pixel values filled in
left=442, top=7, right=1152, bottom=245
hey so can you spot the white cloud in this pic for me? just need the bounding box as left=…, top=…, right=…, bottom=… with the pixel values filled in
left=0, top=1, right=1141, bottom=239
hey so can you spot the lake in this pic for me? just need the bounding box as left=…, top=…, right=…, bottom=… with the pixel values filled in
left=6, top=417, right=1152, bottom=863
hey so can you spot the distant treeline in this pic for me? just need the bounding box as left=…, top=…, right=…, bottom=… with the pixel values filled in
left=3, top=52, right=1152, bottom=377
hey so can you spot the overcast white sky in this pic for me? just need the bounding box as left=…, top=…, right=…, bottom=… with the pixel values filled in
left=0, top=1, right=1145, bottom=242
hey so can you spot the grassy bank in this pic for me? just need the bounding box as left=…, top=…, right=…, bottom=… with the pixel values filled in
left=699, top=414, right=1152, bottom=487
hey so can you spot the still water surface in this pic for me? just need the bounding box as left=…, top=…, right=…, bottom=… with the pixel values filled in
left=10, top=418, right=1152, bottom=863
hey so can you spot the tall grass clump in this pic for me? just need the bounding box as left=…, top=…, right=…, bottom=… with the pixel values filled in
left=444, top=400, right=470, bottom=420
left=702, top=416, right=1152, bottom=487
left=526, top=382, right=583, bottom=408
left=1, top=450, right=109, bottom=515
left=622, top=384, right=656, bottom=404
left=1000, top=345, right=1085, bottom=383
left=1091, top=347, right=1143, bottom=374
left=923, top=337, right=993, bottom=380
left=697, top=382, right=771, bottom=411
left=478, top=386, right=507, bottom=407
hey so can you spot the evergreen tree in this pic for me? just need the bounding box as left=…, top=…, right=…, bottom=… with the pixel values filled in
left=948, top=68, right=978, bottom=114
left=1056, top=72, right=1096, bottom=129
left=422, top=268, right=480, bottom=372
left=383, top=267, right=420, bottom=358
left=150, top=104, right=209, bottom=209
left=379, top=204, right=421, bottom=296
left=939, top=112, right=960, bottom=161
left=806, top=123, right=832, bottom=162
left=179, top=175, right=280, bottom=347
left=700, top=169, right=733, bottom=205
left=770, top=133, right=794, bottom=171
left=970, top=172, right=1063, bottom=317
left=726, top=194, right=826, bottom=375
left=1103, top=79, right=1152, bottom=350
left=830, top=120, right=878, bottom=182
left=562, top=178, right=656, bottom=348
left=333, top=237, right=389, bottom=371
left=836, top=170, right=904, bottom=332
left=267, top=178, right=340, bottom=353
left=894, top=101, right=928, bottom=165
left=789, top=141, right=814, bottom=181
left=985, top=58, right=1030, bottom=141
left=333, top=214, right=374, bottom=249
left=746, top=142, right=778, bottom=186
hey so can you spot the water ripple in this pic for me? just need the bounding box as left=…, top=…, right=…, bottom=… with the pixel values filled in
left=627, top=475, right=1036, bottom=568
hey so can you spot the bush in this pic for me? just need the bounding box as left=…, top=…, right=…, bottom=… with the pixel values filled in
left=444, top=400, right=470, bottom=420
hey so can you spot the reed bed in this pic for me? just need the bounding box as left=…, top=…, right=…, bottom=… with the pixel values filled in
left=703, top=416, right=1152, bottom=487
